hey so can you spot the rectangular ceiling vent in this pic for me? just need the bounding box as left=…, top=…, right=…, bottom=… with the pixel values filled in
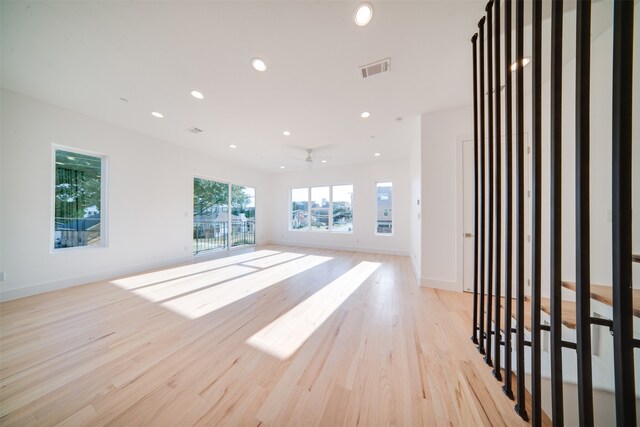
left=360, top=58, right=390, bottom=79
left=186, top=127, right=203, bottom=134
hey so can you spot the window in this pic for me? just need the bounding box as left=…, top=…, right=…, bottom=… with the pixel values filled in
left=291, top=188, right=309, bottom=229
left=289, top=184, right=353, bottom=233
left=331, top=185, right=353, bottom=232
left=231, top=184, right=256, bottom=246
left=376, top=182, right=393, bottom=234
left=310, top=187, right=330, bottom=231
left=54, top=148, right=106, bottom=249
left=193, top=177, right=256, bottom=254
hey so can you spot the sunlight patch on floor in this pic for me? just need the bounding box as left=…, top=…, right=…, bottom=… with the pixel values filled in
left=110, top=250, right=280, bottom=290
left=161, top=254, right=332, bottom=319
left=246, top=261, right=381, bottom=359
left=240, top=252, right=306, bottom=269
left=125, top=265, right=258, bottom=302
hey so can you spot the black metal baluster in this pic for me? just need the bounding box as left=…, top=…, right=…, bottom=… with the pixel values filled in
left=493, top=0, right=503, bottom=382
left=472, top=32, right=480, bottom=345
left=531, top=0, right=542, bottom=425
left=485, top=0, right=495, bottom=366
left=575, top=1, right=595, bottom=425
left=550, top=0, right=565, bottom=425
left=514, top=0, right=527, bottom=419
left=478, top=16, right=488, bottom=355
left=503, top=0, right=514, bottom=400
left=611, top=0, right=636, bottom=425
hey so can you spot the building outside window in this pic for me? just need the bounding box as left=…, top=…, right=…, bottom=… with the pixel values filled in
left=376, top=182, right=392, bottom=234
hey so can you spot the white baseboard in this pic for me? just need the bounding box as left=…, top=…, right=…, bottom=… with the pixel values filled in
left=420, top=277, right=461, bottom=292
left=267, top=239, right=409, bottom=257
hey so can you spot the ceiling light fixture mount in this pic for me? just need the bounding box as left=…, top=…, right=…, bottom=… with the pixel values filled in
left=283, top=130, right=291, bottom=136
left=361, top=111, right=371, bottom=118
left=251, top=57, right=267, bottom=72
left=354, top=2, right=374, bottom=26
left=230, top=144, right=237, bottom=149
left=280, top=166, right=285, bottom=169
left=374, top=152, right=381, bottom=157
left=151, top=112, right=164, bottom=118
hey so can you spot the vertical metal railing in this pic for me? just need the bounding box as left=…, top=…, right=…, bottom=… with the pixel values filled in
left=485, top=0, right=495, bottom=366
left=514, top=0, right=527, bottom=419
left=502, top=0, right=514, bottom=400
left=478, top=16, right=488, bottom=357
left=193, top=220, right=255, bottom=254
left=492, top=0, right=503, bottom=381
left=469, top=1, right=636, bottom=425
left=472, top=32, right=480, bottom=346
left=549, top=0, right=564, bottom=425
left=575, top=1, right=595, bottom=426
left=611, top=0, right=636, bottom=425
left=530, top=1, right=543, bottom=425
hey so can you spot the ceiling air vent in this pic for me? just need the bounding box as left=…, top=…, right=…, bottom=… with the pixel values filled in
left=360, top=57, right=390, bottom=79
left=186, top=127, right=203, bottom=134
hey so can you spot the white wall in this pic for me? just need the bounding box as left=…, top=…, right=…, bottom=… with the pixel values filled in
left=0, top=90, right=272, bottom=301
left=420, top=106, right=473, bottom=291
left=269, top=159, right=411, bottom=256
left=409, top=118, right=422, bottom=280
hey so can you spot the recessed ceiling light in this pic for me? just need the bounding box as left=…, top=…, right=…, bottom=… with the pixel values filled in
left=361, top=111, right=371, bottom=118
left=321, top=160, right=327, bottom=163
left=229, top=144, right=237, bottom=149
left=374, top=152, right=381, bottom=157
left=190, top=90, right=204, bottom=99
left=151, top=112, right=164, bottom=118
left=510, top=56, right=531, bottom=71
left=283, top=130, right=291, bottom=136
left=280, top=166, right=285, bottom=169
left=251, top=57, right=267, bottom=72
left=354, top=2, right=374, bottom=26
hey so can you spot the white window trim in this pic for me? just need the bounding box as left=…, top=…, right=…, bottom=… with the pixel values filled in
left=51, top=144, right=109, bottom=253
left=193, top=175, right=256, bottom=256
left=289, top=184, right=353, bottom=233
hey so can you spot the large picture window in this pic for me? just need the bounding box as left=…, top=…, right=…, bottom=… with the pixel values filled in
left=53, top=148, right=106, bottom=249
left=289, top=185, right=353, bottom=233
left=376, top=182, right=393, bottom=234
left=193, top=177, right=256, bottom=254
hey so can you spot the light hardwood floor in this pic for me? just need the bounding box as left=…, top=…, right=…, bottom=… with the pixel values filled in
left=1, top=245, right=534, bottom=426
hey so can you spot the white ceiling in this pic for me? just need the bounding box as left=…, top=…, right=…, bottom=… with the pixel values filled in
left=1, top=1, right=491, bottom=172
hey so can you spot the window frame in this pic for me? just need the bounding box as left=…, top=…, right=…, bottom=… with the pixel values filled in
left=289, top=184, right=353, bottom=233
left=375, top=181, right=393, bottom=236
left=193, top=174, right=257, bottom=256
left=51, top=144, right=109, bottom=253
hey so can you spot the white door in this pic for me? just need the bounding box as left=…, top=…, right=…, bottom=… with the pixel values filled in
left=463, top=139, right=475, bottom=292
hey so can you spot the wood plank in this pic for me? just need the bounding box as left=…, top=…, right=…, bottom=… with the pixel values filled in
left=562, top=281, right=640, bottom=318
left=0, top=245, right=536, bottom=426
left=539, top=297, right=577, bottom=329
